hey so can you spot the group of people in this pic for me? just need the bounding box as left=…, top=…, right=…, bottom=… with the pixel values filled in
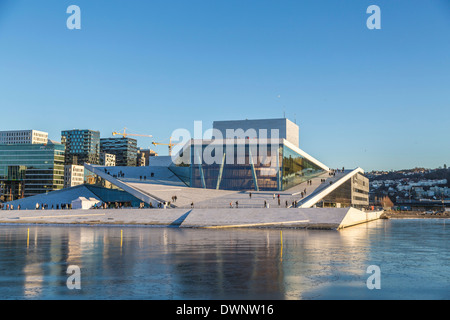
left=0, top=203, right=20, bottom=210
left=104, top=168, right=126, bottom=178
left=230, top=201, right=239, bottom=208
left=2, top=203, right=73, bottom=210
left=153, top=202, right=167, bottom=209
left=139, top=173, right=155, bottom=180
left=270, top=199, right=300, bottom=208
left=151, top=200, right=191, bottom=208
left=245, top=192, right=301, bottom=208
left=263, top=199, right=299, bottom=208
left=0, top=201, right=138, bottom=211
left=1, top=203, right=74, bottom=210
left=113, top=171, right=125, bottom=179
left=35, top=203, right=72, bottom=210
left=329, top=167, right=345, bottom=177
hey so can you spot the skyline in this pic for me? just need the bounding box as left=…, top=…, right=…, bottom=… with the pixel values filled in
left=1, top=0, right=449, bottom=171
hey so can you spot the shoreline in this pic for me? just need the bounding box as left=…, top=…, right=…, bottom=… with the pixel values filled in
left=6, top=208, right=449, bottom=228
left=383, top=211, right=450, bottom=219
left=0, top=207, right=382, bottom=229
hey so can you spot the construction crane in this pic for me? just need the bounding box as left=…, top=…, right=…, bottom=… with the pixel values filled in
left=152, top=137, right=177, bottom=156
left=112, top=128, right=153, bottom=138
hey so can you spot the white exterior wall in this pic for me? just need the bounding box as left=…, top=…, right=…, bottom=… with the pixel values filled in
left=64, top=165, right=85, bottom=188
left=101, top=153, right=116, bottom=166
left=285, top=119, right=299, bottom=148
left=0, top=130, right=48, bottom=145
left=213, top=118, right=299, bottom=147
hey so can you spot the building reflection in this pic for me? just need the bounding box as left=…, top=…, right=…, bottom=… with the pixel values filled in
left=7, top=223, right=380, bottom=299
left=160, top=229, right=286, bottom=299
left=281, top=221, right=387, bottom=299
left=23, top=262, right=44, bottom=298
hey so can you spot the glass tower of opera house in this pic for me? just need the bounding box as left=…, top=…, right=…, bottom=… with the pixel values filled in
left=3, top=118, right=379, bottom=228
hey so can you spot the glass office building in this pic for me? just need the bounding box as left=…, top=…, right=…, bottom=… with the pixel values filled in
left=100, top=137, right=138, bottom=167
left=61, top=129, right=100, bottom=165
left=0, top=142, right=65, bottom=201
left=169, top=139, right=326, bottom=191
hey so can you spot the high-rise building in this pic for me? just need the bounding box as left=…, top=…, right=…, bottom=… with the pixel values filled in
left=0, top=141, right=65, bottom=201
left=100, top=137, right=137, bottom=167
left=61, top=129, right=100, bottom=165
left=0, top=130, right=48, bottom=145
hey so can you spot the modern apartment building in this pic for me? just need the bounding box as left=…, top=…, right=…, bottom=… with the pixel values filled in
left=100, top=152, right=116, bottom=167
left=64, top=164, right=85, bottom=188
left=0, top=141, right=65, bottom=201
left=61, top=129, right=100, bottom=166
left=137, top=148, right=158, bottom=166
left=136, top=150, right=146, bottom=167
left=0, top=130, right=48, bottom=145
left=100, top=137, right=137, bottom=167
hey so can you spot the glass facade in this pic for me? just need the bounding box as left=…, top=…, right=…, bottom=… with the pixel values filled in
left=83, top=168, right=149, bottom=207
left=314, top=173, right=369, bottom=208
left=190, top=143, right=281, bottom=190
left=83, top=167, right=123, bottom=190
left=0, top=143, right=65, bottom=201
left=170, top=140, right=326, bottom=191
left=281, top=145, right=324, bottom=190
left=61, top=129, right=100, bottom=165
left=168, top=146, right=191, bottom=186
left=320, top=180, right=352, bottom=208
left=100, top=137, right=138, bottom=167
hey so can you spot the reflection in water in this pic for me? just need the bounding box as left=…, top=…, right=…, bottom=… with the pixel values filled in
left=0, top=220, right=449, bottom=299
left=23, top=263, right=43, bottom=298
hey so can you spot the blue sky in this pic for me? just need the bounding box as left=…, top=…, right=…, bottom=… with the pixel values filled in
left=0, top=0, right=449, bottom=171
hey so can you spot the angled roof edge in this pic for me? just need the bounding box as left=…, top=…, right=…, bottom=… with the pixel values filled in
left=84, top=163, right=166, bottom=205
left=282, top=139, right=330, bottom=172
left=299, top=167, right=365, bottom=208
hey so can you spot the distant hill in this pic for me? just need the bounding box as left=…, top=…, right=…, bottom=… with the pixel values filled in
left=367, top=168, right=450, bottom=187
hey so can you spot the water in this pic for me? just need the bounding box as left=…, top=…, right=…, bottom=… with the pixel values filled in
left=0, top=219, right=449, bottom=300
